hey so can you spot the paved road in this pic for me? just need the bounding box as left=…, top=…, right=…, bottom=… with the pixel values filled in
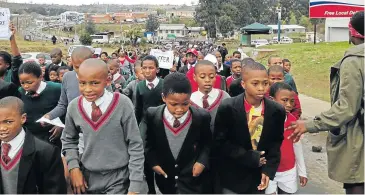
left=297, top=94, right=344, bottom=194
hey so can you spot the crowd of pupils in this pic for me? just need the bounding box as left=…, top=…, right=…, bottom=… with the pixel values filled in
left=0, top=22, right=311, bottom=195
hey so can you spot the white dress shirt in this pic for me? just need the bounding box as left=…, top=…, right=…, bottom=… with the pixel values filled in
left=113, top=72, right=122, bottom=82
left=25, top=81, right=47, bottom=95
left=1, top=129, right=25, bottom=159
left=216, top=64, right=224, bottom=73
left=146, top=77, right=159, bottom=89
left=190, top=88, right=220, bottom=108
left=82, top=89, right=114, bottom=119
left=164, top=107, right=189, bottom=127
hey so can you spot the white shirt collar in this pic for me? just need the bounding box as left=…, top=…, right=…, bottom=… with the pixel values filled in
left=83, top=89, right=109, bottom=106
left=82, top=89, right=114, bottom=118
left=216, top=64, right=224, bottom=72
left=1, top=128, right=25, bottom=159
left=146, top=77, right=159, bottom=88
left=57, top=61, right=63, bottom=66
left=113, top=73, right=122, bottom=82
left=190, top=88, right=220, bottom=108
left=25, top=81, right=47, bottom=95
left=197, top=88, right=219, bottom=100
left=163, top=106, right=189, bottom=124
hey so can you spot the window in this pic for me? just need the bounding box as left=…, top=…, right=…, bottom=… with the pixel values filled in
left=159, top=30, right=162, bottom=33
left=166, top=30, right=169, bottom=33
left=171, top=30, right=175, bottom=33
left=176, top=30, right=180, bottom=33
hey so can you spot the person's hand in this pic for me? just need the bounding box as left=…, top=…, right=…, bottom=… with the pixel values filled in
left=70, top=168, right=88, bottom=194
left=152, top=166, right=168, bottom=178
left=259, top=151, right=266, bottom=167
left=9, top=23, right=16, bottom=38
left=49, top=126, right=63, bottom=142
left=115, top=83, right=121, bottom=89
left=40, top=114, right=51, bottom=127
left=257, top=173, right=270, bottom=190
left=169, top=64, right=177, bottom=72
left=192, top=162, right=205, bottom=177
left=300, top=176, right=308, bottom=187
left=287, top=120, right=308, bottom=143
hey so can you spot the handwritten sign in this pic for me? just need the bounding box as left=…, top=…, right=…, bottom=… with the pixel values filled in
left=0, top=8, right=10, bottom=40
left=149, top=49, right=174, bottom=69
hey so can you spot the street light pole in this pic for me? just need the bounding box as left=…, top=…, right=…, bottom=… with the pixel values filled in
left=276, top=7, right=281, bottom=43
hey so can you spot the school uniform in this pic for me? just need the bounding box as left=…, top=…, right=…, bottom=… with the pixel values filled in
left=0, top=129, right=66, bottom=194
left=190, top=88, right=230, bottom=131
left=0, top=79, right=20, bottom=99
left=266, top=113, right=307, bottom=194
left=141, top=105, right=212, bottom=194
left=226, top=75, right=239, bottom=92
left=122, top=79, right=140, bottom=106
left=3, top=55, right=22, bottom=87
left=62, top=91, right=147, bottom=194
left=186, top=67, right=227, bottom=92
left=135, top=77, right=164, bottom=124
left=228, top=78, right=245, bottom=97
left=113, top=72, right=126, bottom=87
left=216, top=64, right=231, bottom=78
left=19, top=81, right=61, bottom=147
left=212, top=94, right=285, bottom=194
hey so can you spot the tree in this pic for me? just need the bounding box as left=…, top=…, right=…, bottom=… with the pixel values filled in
left=79, top=33, right=92, bottom=45
left=299, top=15, right=311, bottom=30
left=289, top=11, right=298, bottom=24
left=145, top=14, right=159, bottom=32
left=85, top=21, right=96, bottom=35
left=156, top=8, right=166, bottom=16
left=218, top=15, right=234, bottom=36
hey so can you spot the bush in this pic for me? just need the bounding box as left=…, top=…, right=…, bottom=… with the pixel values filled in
left=79, top=33, right=92, bottom=45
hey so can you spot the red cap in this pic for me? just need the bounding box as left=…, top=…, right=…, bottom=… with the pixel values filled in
left=186, top=48, right=198, bottom=57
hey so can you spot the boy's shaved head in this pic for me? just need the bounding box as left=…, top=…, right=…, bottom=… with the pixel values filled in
left=268, top=65, right=285, bottom=74
left=71, top=47, right=93, bottom=61
left=50, top=48, right=62, bottom=56
left=194, top=60, right=216, bottom=74
left=0, top=97, right=25, bottom=115
left=242, top=62, right=267, bottom=81
left=107, top=59, right=120, bottom=68
left=79, top=59, right=109, bottom=78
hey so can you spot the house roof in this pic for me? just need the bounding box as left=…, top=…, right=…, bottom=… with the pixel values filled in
left=188, top=27, right=204, bottom=31
left=240, top=22, right=271, bottom=34
left=158, top=24, right=187, bottom=30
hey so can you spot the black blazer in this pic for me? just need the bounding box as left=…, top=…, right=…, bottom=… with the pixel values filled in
left=229, top=78, right=245, bottom=97
left=217, top=64, right=231, bottom=78
left=178, top=65, right=189, bottom=74
left=44, top=61, right=68, bottom=81
left=141, top=105, right=212, bottom=194
left=212, top=94, right=285, bottom=194
left=0, top=132, right=67, bottom=194
left=0, top=79, right=20, bottom=99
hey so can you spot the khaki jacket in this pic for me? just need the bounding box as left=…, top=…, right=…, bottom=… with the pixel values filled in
left=306, top=43, right=364, bottom=183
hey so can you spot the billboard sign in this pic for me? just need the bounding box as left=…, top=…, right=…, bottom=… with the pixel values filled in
left=309, top=0, right=364, bottom=18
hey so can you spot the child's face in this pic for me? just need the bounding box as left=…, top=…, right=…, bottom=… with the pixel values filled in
left=186, top=53, right=197, bottom=64
left=225, top=55, right=232, bottom=62
left=242, top=70, right=269, bottom=102
left=49, top=71, right=59, bottom=82
left=58, top=69, right=69, bottom=82
left=214, top=52, right=222, bottom=65
left=142, top=60, right=158, bottom=82
left=231, top=62, right=242, bottom=76
left=38, top=58, right=45, bottom=65
left=67, top=57, right=72, bottom=65
left=0, top=107, right=26, bottom=142
left=19, top=73, right=42, bottom=93
left=198, top=54, right=205, bottom=61
left=274, top=89, right=295, bottom=113
left=78, top=66, right=110, bottom=102
left=194, top=65, right=216, bottom=94
left=268, top=57, right=283, bottom=67
left=269, top=71, right=284, bottom=86
left=101, top=54, right=108, bottom=62
left=108, top=64, right=119, bottom=75
left=162, top=93, right=191, bottom=119
left=72, top=58, right=85, bottom=74
left=135, top=68, right=145, bottom=81
left=283, top=62, right=291, bottom=72
left=112, top=54, right=118, bottom=59
left=233, top=53, right=241, bottom=59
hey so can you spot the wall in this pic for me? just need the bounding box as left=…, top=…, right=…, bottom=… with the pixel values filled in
left=325, top=18, right=350, bottom=42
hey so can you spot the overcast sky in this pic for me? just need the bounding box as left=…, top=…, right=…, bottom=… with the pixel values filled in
left=9, top=0, right=198, bottom=5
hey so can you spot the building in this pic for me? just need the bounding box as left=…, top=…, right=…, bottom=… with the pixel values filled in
left=187, top=27, right=204, bottom=37
left=166, top=10, right=196, bottom=18
left=87, top=14, right=112, bottom=24
left=268, top=25, right=306, bottom=34
left=60, top=11, right=84, bottom=23
left=157, top=24, right=188, bottom=39
left=324, top=18, right=350, bottom=42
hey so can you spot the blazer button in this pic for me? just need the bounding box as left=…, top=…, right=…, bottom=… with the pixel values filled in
left=175, top=164, right=178, bottom=168
left=175, top=176, right=178, bottom=179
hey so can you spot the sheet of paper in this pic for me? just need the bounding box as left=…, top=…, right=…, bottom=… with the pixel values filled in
left=36, top=117, right=65, bottom=128
left=0, top=8, right=11, bottom=40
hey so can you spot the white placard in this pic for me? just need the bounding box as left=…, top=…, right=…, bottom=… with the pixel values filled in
left=149, top=49, right=174, bottom=69
left=36, top=117, right=65, bottom=128
left=0, top=8, right=11, bottom=40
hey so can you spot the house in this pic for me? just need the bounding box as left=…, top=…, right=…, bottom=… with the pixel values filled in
left=157, top=24, right=188, bottom=40
left=268, top=25, right=306, bottom=34
left=60, top=11, right=84, bottom=23
left=187, top=27, right=205, bottom=37
left=166, top=10, right=196, bottom=18
left=88, top=14, right=112, bottom=24
left=324, top=18, right=350, bottom=42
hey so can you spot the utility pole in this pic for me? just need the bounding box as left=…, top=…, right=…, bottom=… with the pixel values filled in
left=276, top=7, right=282, bottom=43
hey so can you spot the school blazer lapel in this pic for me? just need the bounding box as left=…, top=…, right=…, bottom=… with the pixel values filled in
left=153, top=105, right=176, bottom=163
left=176, top=107, right=199, bottom=162
left=17, top=132, right=35, bottom=194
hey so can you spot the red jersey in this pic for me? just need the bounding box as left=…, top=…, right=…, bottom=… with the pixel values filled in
left=226, top=75, right=237, bottom=90
left=277, top=113, right=296, bottom=172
